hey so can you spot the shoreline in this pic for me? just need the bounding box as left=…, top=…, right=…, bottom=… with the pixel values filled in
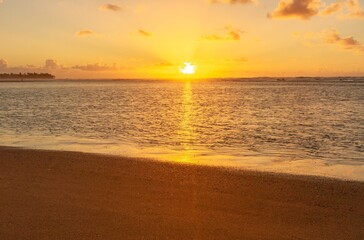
left=1, top=147, right=363, bottom=239
left=1, top=139, right=363, bottom=181
left=1, top=76, right=364, bottom=82
left=0, top=145, right=362, bottom=183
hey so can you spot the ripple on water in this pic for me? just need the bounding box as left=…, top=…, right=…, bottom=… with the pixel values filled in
left=0, top=79, right=363, bottom=180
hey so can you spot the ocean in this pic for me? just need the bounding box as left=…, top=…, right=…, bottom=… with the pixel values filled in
left=1, top=78, right=363, bottom=180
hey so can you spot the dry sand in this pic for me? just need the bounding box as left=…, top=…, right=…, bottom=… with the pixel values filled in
left=0, top=147, right=363, bottom=240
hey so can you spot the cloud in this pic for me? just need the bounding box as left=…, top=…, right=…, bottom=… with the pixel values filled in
left=0, top=59, right=8, bottom=70
left=346, top=0, right=364, bottom=18
left=155, top=62, right=175, bottom=67
left=202, top=27, right=243, bottom=41
left=0, top=59, right=50, bottom=73
left=0, top=59, right=127, bottom=77
left=44, top=59, right=61, bottom=69
left=202, top=34, right=225, bottom=40
left=209, top=0, right=256, bottom=4
left=268, top=0, right=364, bottom=20
left=138, top=29, right=152, bottom=37
left=154, top=62, right=174, bottom=67
left=320, top=2, right=344, bottom=15
left=350, top=10, right=364, bottom=18
left=73, top=63, right=120, bottom=71
left=268, top=0, right=322, bottom=20
left=99, top=3, right=122, bottom=12
left=317, top=0, right=364, bottom=19
left=323, top=29, right=364, bottom=51
left=227, top=29, right=242, bottom=40
left=76, top=30, right=93, bottom=36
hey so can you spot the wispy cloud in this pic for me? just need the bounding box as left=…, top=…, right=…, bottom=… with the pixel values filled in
left=73, top=63, right=120, bottom=71
left=319, top=0, right=364, bottom=18
left=323, top=29, right=364, bottom=51
left=202, top=34, right=225, bottom=41
left=155, top=62, right=174, bottom=67
left=293, top=28, right=364, bottom=52
left=76, top=30, right=93, bottom=37
left=99, top=3, right=122, bottom=12
left=202, top=27, right=243, bottom=41
left=138, top=29, right=152, bottom=37
left=0, top=59, right=64, bottom=73
left=320, top=1, right=344, bottom=16
left=346, top=0, right=364, bottom=18
left=0, top=59, right=125, bottom=75
left=209, top=0, right=256, bottom=4
left=268, top=0, right=322, bottom=20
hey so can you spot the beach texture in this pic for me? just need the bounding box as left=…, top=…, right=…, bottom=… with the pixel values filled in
left=0, top=147, right=363, bottom=240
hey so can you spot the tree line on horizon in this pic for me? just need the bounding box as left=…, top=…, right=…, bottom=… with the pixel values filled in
left=0, top=72, right=55, bottom=79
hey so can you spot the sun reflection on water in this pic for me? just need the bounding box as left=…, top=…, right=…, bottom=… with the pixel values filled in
left=1, top=80, right=363, bottom=180
left=176, top=81, right=197, bottom=163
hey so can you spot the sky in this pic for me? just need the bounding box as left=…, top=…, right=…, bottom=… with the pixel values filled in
left=0, top=0, right=363, bottom=79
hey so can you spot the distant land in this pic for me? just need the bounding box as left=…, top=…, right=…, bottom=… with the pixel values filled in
left=0, top=74, right=363, bottom=82
left=0, top=73, right=55, bottom=80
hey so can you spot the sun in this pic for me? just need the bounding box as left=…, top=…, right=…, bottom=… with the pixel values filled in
left=180, top=62, right=196, bottom=75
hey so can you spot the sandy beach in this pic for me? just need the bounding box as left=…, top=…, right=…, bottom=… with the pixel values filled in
left=0, top=147, right=363, bottom=240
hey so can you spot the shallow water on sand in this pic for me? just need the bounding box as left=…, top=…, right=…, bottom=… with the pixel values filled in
left=0, top=78, right=363, bottom=180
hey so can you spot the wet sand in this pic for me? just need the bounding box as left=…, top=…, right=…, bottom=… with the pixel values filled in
left=0, top=147, right=363, bottom=240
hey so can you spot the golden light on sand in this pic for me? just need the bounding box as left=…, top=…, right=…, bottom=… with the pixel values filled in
left=180, top=62, right=196, bottom=75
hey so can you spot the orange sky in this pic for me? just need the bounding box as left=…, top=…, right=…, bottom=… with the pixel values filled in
left=0, top=0, right=363, bottom=79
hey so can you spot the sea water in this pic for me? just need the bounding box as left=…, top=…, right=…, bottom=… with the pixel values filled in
left=0, top=78, right=363, bottom=180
